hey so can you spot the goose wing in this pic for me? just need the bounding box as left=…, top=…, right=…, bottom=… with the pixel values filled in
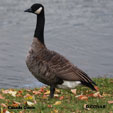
left=42, top=50, right=96, bottom=87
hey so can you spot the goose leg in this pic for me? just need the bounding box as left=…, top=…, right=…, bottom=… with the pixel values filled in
left=50, top=86, right=55, bottom=98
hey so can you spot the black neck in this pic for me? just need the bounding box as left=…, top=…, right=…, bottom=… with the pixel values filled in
left=34, top=11, right=45, bottom=45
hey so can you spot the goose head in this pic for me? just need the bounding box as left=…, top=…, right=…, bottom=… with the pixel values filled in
left=24, top=3, right=44, bottom=15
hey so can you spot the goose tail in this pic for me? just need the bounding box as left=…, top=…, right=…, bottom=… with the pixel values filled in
left=81, top=81, right=97, bottom=91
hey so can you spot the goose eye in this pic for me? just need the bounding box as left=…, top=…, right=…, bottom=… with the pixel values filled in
left=35, top=7, right=43, bottom=14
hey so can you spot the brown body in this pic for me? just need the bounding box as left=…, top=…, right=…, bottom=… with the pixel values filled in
left=26, top=38, right=96, bottom=89
left=26, top=38, right=62, bottom=85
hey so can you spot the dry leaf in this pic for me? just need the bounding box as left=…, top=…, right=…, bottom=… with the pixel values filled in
left=109, top=111, right=113, bottom=113
left=110, top=79, right=113, bottom=83
left=19, top=111, right=24, bottom=113
left=12, top=101, right=21, bottom=107
left=24, top=94, right=33, bottom=100
left=94, top=86, right=99, bottom=91
left=84, top=104, right=90, bottom=110
left=18, top=90, right=23, bottom=94
left=13, top=101, right=21, bottom=106
left=78, top=95, right=88, bottom=100
left=39, top=88, right=45, bottom=93
left=8, top=90, right=17, bottom=97
left=16, top=94, right=22, bottom=97
left=54, top=94, right=59, bottom=98
left=33, top=96, right=37, bottom=104
left=44, top=90, right=50, bottom=95
left=26, top=101, right=35, bottom=106
left=55, top=89, right=61, bottom=94
left=5, top=110, right=10, bottom=113
left=59, top=96, right=64, bottom=100
left=2, top=89, right=9, bottom=94
left=53, top=109, right=59, bottom=113
left=108, top=100, right=113, bottom=104
left=102, top=93, right=111, bottom=97
left=1, top=103, right=7, bottom=108
left=26, top=89, right=32, bottom=92
left=2, top=89, right=17, bottom=97
left=0, top=94, right=5, bottom=99
left=12, top=103, right=19, bottom=107
left=93, top=92, right=102, bottom=98
left=33, top=90, right=41, bottom=95
left=87, top=92, right=102, bottom=98
left=87, top=93, right=94, bottom=97
left=1, top=107, right=3, bottom=113
left=75, top=94, right=83, bottom=98
left=42, top=95, right=48, bottom=99
left=48, top=105, right=52, bottom=108
left=54, top=101, right=61, bottom=105
left=71, top=89, right=77, bottom=95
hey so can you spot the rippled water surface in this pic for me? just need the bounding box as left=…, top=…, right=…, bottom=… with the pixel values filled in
left=0, top=0, right=113, bottom=88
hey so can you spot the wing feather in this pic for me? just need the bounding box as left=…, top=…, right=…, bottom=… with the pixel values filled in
left=40, top=49, right=96, bottom=85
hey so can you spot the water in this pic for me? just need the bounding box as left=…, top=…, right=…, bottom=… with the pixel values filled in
left=0, top=0, right=113, bottom=88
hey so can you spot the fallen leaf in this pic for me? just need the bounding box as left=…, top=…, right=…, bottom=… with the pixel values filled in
left=19, top=111, right=24, bottom=113
left=1, top=103, right=7, bottom=108
left=110, top=79, right=113, bottom=83
left=42, top=94, right=48, bottom=99
left=87, top=93, right=94, bottom=97
left=2, top=89, right=9, bottom=94
left=108, top=100, right=113, bottom=104
left=26, top=101, right=35, bottom=106
left=78, top=95, right=88, bottom=100
left=84, top=104, right=90, bottom=110
left=16, top=94, right=22, bottom=97
left=55, top=89, right=61, bottom=94
left=53, top=109, right=59, bottom=113
left=33, top=96, right=37, bottom=104
left=54, top=94, right=59, bottom=98
left=59, top=96, right=64, bottom=100
left=93, top=92, right=102, bottom=98
left=54, top=101, right=61, bottom=105
left=94, top=86, right=99, bottom=91
left=75, top=94, right=83, bottom=98
left=102, top=93, right=111, bottom=97
left=8, top=90, right=17, bottom=97
left=109, top=111, right=113, bottom=113
left=12, top=103, right=19, bottom=107
left=5, top=110, right=10, bottom=113
left=0, top=94, right=5, bottom=99
left=1, top=107, right=3, bottom=113
left=18, top=90, right=23, bottom=94
left=24, top=94, right=33, bottom=100
left=32, top=90, right=41, bottom=95
left=71, top=89, right=77, bottom=95
left=44, top=90, right=50, bottom=95
left=87, top=92, right=103, bottom=98
left=26, top=89, right=32, bottom=92
left=39, top=88, right=45, bottom=93
left=2, top=89, right=17, bottom=97
left=13, top=101, right=21, bottom=106
left=48, top=105, right=52, bottom=108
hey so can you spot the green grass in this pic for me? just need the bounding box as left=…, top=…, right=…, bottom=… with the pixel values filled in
left=0, top=78, right=113, bottom=113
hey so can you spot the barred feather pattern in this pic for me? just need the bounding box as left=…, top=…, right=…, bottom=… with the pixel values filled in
left=26, top=38, right=96, bottom=89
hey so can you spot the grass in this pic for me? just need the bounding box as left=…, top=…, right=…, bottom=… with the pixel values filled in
left=0, top=78, right=113, bottom=113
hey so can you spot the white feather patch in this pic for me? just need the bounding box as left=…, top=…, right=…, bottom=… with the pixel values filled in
left=57, top=80, right=81, bottom=89
left=35, top=7, right=43, bottom=14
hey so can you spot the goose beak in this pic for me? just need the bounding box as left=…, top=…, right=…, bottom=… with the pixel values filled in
left=24, top=8, right=32, bottom=13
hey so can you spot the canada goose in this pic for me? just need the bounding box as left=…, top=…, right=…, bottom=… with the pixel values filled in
left=25, top=3, right=97, bottom=98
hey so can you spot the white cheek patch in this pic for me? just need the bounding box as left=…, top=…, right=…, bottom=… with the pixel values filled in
left=35, top=7, right=43, bottom=14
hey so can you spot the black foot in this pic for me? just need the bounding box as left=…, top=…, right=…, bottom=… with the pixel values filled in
left=50, top=86, right=55, bottom=98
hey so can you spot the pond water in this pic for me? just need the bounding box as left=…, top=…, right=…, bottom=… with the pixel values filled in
left=0, top=0, right=113, bottom=88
